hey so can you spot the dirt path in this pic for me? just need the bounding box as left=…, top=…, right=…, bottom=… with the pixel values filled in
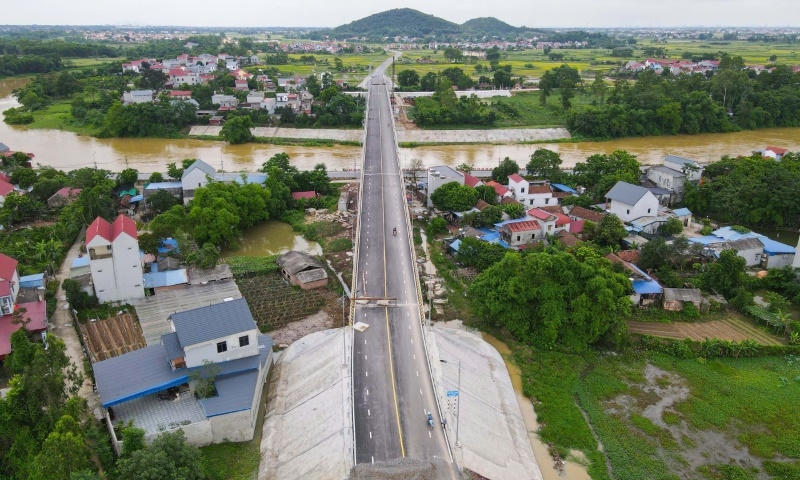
left=267, top=311, right=335, bottom=347
left=627, top=317, right=784, bottom=345
left=48, top=230, right=102, bottom=416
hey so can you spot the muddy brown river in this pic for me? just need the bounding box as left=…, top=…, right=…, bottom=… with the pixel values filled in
left=3, top=76, right=800, bottom=173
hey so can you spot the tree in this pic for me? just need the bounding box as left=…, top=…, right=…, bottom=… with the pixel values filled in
left=430, top=181, right=479, bottom=212
left=148, top=172, right=164, bottom=183
left=427, top=217, right=448, bottom=236
left=419, top=72, right=438, bottom=92
left=147, top=189, right=180, bottom=214
left=149, top=205, right=187, bottom=240
left=116, top=430, right=205, bottom=480
left=305, top=74, right=321, bottom=97
left=526, top=149, right=563, bottom=182
left=31, top=415, right=92, bottom=480
left=468, top=247, right=630, bottom=349
left=573, top=150, right=641, bottom=202
left=502, top=202, right=526, bottom=219
left=443, top=47, right=464, bottom=63
left=220, top=115, right=254, bottom=144
left=701, top=248, right=747, bottom=298
left=591, top=214, right=627, bottom=247
left=137, top=232, right=160, bottom=255
left=474, top=185, right=498, bottom=204
left=397, top=69, right=420, bottom=88
left=560, top=80, right=575, bottom=110
left=117, top=168, right=138, bottom=187
left=491, top=157, right=519, bottom=184
left=455, top=163, right=473, bottom=174
left=11, top=167, right=37, bottom=189
left=457, top=236, right=508, bottom=271
left=591, top=72, right=608, bottom=104
left=493, top=69, right=513, bottom=89
left=659, top=217, right=684, bottom=235
left=63, top=279, right=98, bottom=311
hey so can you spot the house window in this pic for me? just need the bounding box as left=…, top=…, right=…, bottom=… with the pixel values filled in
left=545, top=198, right=550, bottom=204
left=521, top=188, right=525, bottom=193
left=530, top=200, right=534, bottom=205
left=626, top=209, right=630, bottom=214
left=516, top=235, right=520, bottom=241
left=647, top=208, right=651, bottom=213
left=217, top=341, right=227, bottom=353
left=239, top=335, right=250, bottom=347
left=198, top=182, right=202, bottom=187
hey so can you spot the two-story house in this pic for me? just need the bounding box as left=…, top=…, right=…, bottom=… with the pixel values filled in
left=499, top=220, right=541, bottom=248
left=426, top=166, right=464, bottom=208
left=86, top=215, right=145, bottom=303
left=211, top=93, right=238, bottom=108
left=605, top=181, right=659, bottom=223
left=663, top=155, right=703, bottom=181
left=0, top=253, right=20, bottom=315
left=122, top=90, right=154, bottom=105
left=646, top=166, right=686, bottom=203
left=93, top=298, right=273, bottom=450
left=507, top=174, right=556, bottom=207
left=180, top=159, right=217, bottom=204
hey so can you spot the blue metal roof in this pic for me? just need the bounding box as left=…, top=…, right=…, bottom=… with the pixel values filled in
left=672, top=208, right=692, bottom=217
left=170, top=298, right=257, bottom=349
left=688, top=236, right=725, bottom=246
left=19, top=273, right=44, bottom=289
left=633, top=280, right=663, bottom=295
left=162, top=332, right=185, bottom=361
left=72, top=256, right=90, bottom=268
left=760, top=237, right=796, bottom=255
left=143, top=269, right=188, bottom=288
left=551, top=183, right=577, bottom=194
left=158, top=238, right=179, bottom=254
left=449, top=239, right=461, bottom=252
left=200, top=370, right=258, bottom=417
left=145, top=181, right=182, bottom=190
left=130, top=194, right=144, bottom=202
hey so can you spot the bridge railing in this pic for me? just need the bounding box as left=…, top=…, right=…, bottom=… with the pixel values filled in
left=383, top=79, right=458, bottom=467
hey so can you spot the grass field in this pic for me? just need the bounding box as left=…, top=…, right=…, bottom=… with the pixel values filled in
left=63, top=57, right=125, bottom=69
left=637, top=38, right=800, bottom=65
left=260, top=52, right=390, bottom=82
left=512, top=342, right=800, bottom=480
left=21, top=99, right=101, bottom=135
left=200, top=441, right=260, bottom=480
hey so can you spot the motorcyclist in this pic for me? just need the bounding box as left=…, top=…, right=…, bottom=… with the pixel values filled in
left=393, top=227, right=397, bottom=236
left=427, top=412, right=434, bottom=428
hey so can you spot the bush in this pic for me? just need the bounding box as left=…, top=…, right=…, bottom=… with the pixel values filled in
left=326, top=238, right=352, bottom=252
left=63, top=278, right=98, bottom=311
left=682, top=303, right=700, bottom=318
left=427, top=217, right=448, bottom=237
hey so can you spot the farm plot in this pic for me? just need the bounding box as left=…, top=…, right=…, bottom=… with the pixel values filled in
left=236, top=273, right=341, bottom=332
left=80, top=312, right=147, bottom=361
left=627, top=316, right=785, bottom=345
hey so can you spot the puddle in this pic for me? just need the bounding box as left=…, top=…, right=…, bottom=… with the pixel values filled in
left=481, top=332, right=592, bottom=480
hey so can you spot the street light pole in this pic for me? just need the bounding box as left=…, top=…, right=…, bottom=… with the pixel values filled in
left=440, top=359, right=462, bottom=447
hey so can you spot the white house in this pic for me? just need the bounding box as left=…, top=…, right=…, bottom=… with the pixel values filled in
left=663, top=155, right=703, bottom=182
left=762, top=146, right=788, bottom=160
left=646, top=166, right=686, bottom=203
left=499, top=220, right=541, bottom=248
left=93, top=299, right=273, bottom=450
left=426, top=166, right=464, bottom=208
left=211, top=94, right=238, bottom=108
left=507, top=174, right=556, bottom=207
left=122, top=90, right=154, bottom=105
left=0, top=253, right=20, bottom=315
left=86, top=215, right=145, bottom=303
left=181, top=159, right=217, bottom=204
left=605, top=181, right=660, bottom=223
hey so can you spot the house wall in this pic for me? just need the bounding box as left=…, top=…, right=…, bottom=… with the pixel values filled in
left=89, top=255, right=117, bottom=303
left=146, top=419, right=214, bottom=446
left=609, top=192, right=659, bottom=223
left=646, top=169, right=686, bottom=198
left=209, top=348, right=271, bottom=443
left=732, top=246, right=762, bottom=267
left=110, top=233, right=145, bottom=302
left=664, top=159, right=702, bottom=181
left=183, top=328, right=260, bottom=368
left=764, top=252, right=795, bottom=269
left=182, top=168, right=213, bottom=203
left=426, top=174, right=464, bottom=208
left=296, top=277, right=328, bottom=290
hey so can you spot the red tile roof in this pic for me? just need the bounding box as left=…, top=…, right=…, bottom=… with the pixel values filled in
left=528, top=185, right=552, bottom=195
left=474, top=199, right=491, bottom=211
left=54, top=187, right=81, bottom=199
left=86, top=217, right=112, bottom=245
left=486, top=181, right=509, bottom=196
left=508, top=173, right=525, bottom=184
left=500, top=196, right=520, bottom=205
left=169, top=90, right=192, bottom=96
left=556, top=230, right=580, bottom=246
left=0, top=301, right=47, bottom=358
left=569, top=206, right=605, bottom=223
left=0, top=180, right=14, bottom=196
left=527, top=208, right=554, bottom=221
left=292, top=191, right=316, bottom=200
left=617, top=250, right=640, bottom=264
left=0, top=173, right=10, bottom=183
left=765, top=146, right=788, bottom=155
left=112, top=214, right=138, bottom=240
left=505, top=220, right=540, bottom=232
left=463, top=173, right=482, bottom=188
left=569, top=219, right=585, bottom=233
left=538, top=206, right=563, bottom=214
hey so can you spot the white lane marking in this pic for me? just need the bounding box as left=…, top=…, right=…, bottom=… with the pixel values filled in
left=365, top=355, right=367, bottom=360
left=366, top=371, right=368, bottom=377
left=416, top=371, right=419, bottom=377
left=368, top=409, right=371, bottom=415
left=370, top=431, right=372, bottom=439
left=414, top=354, right=416, bottom=359
left=365, top=340, right=367, bottom=344
left=419, top=389, right=423, bottom=395
left=372, top=457, right=374, bottom=464
left=367, top=389, right=369, bottom=395
left=411, top=339, right=413, bottom=344
left=429, top=431, right=432, bottom=438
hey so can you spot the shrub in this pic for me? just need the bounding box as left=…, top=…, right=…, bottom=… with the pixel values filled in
left=427, top=217, right=448, bottom=237
left=682, top=303, right=700, bottom=318
left=327, top=238, right=352, bottom=253
left=63, top=278, right=98, bottom=311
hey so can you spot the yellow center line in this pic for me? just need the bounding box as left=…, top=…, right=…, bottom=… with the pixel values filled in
left=378, top=85, right=405, bottom=458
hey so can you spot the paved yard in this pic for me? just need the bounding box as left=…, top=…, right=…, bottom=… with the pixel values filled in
left=132, top=279, right=242, bottom=345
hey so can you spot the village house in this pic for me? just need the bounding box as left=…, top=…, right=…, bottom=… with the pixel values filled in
left=662, top=288, right=703, bottom=312
left=86, top=215, right=145, bottom=303
left=0, top=179, right=15, bottom=206
left=122, top=90, right=154, bottom=105
left=425, top=166, right=465, bottom=208
left=689, top=226, right=796, bottom=269
left=645, top=166, right=685, bottom=204
left=605, top=181, right=659, bottom=223
left=761, top=146, right=788, bottom=160
left=211, top=93, right=238, bottom=108
left=499, top=220, right=541, bottom=248
left=507, top=174, right=556, bottom=207
left=93, top=299, right=273, bottom=450
left=663, top=155, right=703, bottom=181
left=47, top=187, right=81, bottom=208
left=605, top=253, right=663, bottom=307
left=275, top=251, right=329, bottom=290
left=181, top=159, right=217, bottom=203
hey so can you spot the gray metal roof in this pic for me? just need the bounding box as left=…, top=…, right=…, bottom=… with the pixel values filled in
left=663, top=288, right=702, bottom=303
left=161, top=332, right=185, bottom=361
left=606, top=181, right=652, bottom=206
left=429, top=165, right=463, bottom=180
left=295, top=269, right=328, bottom=284
left=726, top=238, right=764, bottom=251
left=94, top=334, right=273, bottom=408
left=276, top=251, right=324, bottom=275
left=182, top=159, right=216, bottom=178
left=664, top=155, right=698, bottom=166
left=170, top=298, right=257, bottom=348
left=0, top=143, right=9, bottom=152
left=649, top=166, right=685, bottom=178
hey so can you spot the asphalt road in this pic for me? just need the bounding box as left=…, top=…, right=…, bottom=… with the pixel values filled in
left=352, top=76, right=453, bottom=470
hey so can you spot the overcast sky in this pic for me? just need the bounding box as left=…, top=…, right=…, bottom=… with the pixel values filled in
left=4, top=0, right=800, bottom=28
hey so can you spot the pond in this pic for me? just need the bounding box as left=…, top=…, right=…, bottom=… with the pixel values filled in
left=220, top=221, right=321, bottom=259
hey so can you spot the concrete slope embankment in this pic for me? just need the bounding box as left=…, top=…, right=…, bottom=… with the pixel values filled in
left=397, top=127, right=570, bottom=144
left=259, top=329, right=353, bottom=480
left=428, top=327, right=543, bottom=480
left=189, top=125, right=364, bottom=142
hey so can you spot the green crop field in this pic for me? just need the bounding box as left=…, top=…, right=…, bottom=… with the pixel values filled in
left=636, top=38, right=800, bottom=65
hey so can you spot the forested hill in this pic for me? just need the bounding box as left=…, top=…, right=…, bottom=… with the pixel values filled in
left=460, top=17, right=520, bottom=36
left=331, top=8, right=462, bottom=38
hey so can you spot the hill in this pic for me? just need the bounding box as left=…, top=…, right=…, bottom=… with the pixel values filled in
left=331, top=8, right=462, bottom=38
left=461, top=17, right=520, bottom=36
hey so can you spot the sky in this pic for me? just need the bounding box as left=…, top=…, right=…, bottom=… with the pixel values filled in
left=4, top=0, right=800, bottom=28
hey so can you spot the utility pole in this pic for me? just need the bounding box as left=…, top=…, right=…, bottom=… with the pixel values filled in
left=440, top=359, right=462, bottom=447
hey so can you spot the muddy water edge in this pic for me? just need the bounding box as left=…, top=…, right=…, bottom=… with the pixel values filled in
left=4, top=77, right=800, bottom=173
left=480, top=332, right=593, bottom=480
